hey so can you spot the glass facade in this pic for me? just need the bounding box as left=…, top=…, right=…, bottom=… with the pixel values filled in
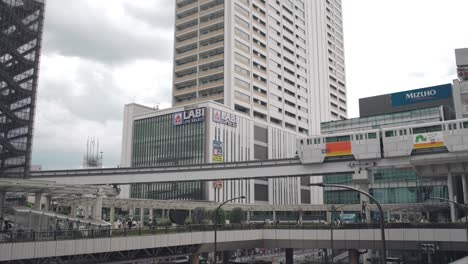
left=0, top=0, right=45, bottom=178
left=132, top=113, right=206, bottom=167
left=130, top=112, right=206, bottom=200
left=324, top=190, right=360, bottom=204
left=370, top=186, right=448, bottom=204
left=324, top=173, right=353, bottom=184
left=321, top=107, right=443, bottom=134
left=130, top=182, right=206, bottom=201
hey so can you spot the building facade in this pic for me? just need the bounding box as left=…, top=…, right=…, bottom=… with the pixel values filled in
left=173, top=0, right=347, bottom=136
left=453, top=48, right=468, bottom=119
left=120, top=102, right=308, bottom=205
left=0, top=0, right=46, bottom=178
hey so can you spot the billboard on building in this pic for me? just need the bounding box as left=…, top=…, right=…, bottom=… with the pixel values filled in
left=391, top=84, right=452, bottom=107
left=213, top=140, right=223, bottom=162
left=326, top=142, right=352, bottom=157
left=413, top=132, right=444, bottom=150
left=173, top=108, right=205, bottom=126
left=213, top=109, right=240, bottom=127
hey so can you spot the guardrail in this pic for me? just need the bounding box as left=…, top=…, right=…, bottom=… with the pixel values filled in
left=1, top=222, right=465, bottom=244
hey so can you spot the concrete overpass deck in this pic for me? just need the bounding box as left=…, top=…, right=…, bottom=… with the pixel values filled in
left=1, top=223, right=467, bottom=262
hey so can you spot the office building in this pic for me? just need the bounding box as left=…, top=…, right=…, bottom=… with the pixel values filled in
left=0, top=0, right=46, bottom=178
left=453, top=48, right=468, bottom=119
left=120, top=102, right=306, bottom=204
left=173, top=0, right=347, bottom=135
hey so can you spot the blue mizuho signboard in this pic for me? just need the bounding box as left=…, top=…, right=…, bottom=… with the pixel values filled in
left=390, top=84, right=452, bottom=107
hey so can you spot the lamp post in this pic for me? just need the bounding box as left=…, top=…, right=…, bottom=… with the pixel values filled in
left=310, top=183, right=387, bottom=264
left=430, top=197, right=468, bottom=240
left=329, top=204, right=356, bottom=263
left=214, top=196, right=246, bottom=263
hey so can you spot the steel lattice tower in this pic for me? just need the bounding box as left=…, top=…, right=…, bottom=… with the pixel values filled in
left=0, top=0, right=45, bottom=178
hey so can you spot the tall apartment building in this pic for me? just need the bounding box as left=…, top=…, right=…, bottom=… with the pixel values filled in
left=0, top=0, right=46, bottom=178
left=173, top=0, right=347, bottom=136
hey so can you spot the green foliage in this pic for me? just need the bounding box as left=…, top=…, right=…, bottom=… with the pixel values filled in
left=184, top=218, right=193, bottom=225
left=210, top=208, right=226, bottom=225
left=191, top=207, right=208, bottom=224
left=157, top=218, right=171, bottom=226
left=229, top=207, right=244, bottom=224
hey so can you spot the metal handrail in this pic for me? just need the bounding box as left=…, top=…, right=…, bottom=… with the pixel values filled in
left=0, top=222, right=465, bottom=244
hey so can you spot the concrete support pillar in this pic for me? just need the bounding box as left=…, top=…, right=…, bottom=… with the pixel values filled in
left=272, top=211, right=276, bottom=222
left=349, top=249, right=360, bottom=264
left=246, top=211, right=251, bottom=222
left=326, top=210, right=332, bottom=223
left=33, top=193, right=42, bottom=210
left=387, top=211, right=391, bottom=222
left=140, top=208, right=145, bottom=225
left=109, top=207, right=115, bottom=224
left=149, top=208, right=153, bottom=222
left=129, top=208, right=134, bottom=218
left=92, top=195, right=103, bottom=220
left=462, top=175, right=468, bottom=204
left=285, top=248, right=293, bottom=264
left=448, top=173, right=457, bottom=222
left=0, top=191, right=5, bottom=230
left=161, top=209, right=165, bottom=218
left=70, top=206, right=77, bottom=218
left=44, top=196, right=51, bottom=211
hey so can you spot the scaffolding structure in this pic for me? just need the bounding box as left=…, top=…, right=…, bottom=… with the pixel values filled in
left=0, top=0, right=46, bottom=178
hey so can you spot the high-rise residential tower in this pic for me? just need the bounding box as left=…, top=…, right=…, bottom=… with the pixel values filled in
left=0, top=0, right=46, bottom=178
left=173, top=0, right=347, bottom=135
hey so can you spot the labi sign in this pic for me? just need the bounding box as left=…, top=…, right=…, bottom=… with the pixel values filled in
left=173, top=108, right=205, bottom=126
left=390, top=84, right=452, bottom=107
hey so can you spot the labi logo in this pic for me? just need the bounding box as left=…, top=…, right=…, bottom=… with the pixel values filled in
left=174, top=112, right=183, bottom=125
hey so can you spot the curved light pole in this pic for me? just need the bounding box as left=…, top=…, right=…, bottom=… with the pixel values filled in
left=310, top=183, right=386, bottom=264
left=430, top=197, right=468, bottom=240
left=329, top=203, right=357, bottom=263
left=214, top=196, right=246, bottom=263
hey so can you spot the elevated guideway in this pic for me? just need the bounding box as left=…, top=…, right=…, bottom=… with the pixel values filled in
left=30, top=157, right=411, bottom=185
left=1, top=224, right=467, bottom=263
left=29, top=151, right=468, bottom=185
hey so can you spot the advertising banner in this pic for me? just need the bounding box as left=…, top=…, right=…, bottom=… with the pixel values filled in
left=326, top=141, right=352, bottom=157
left=173, top=108, right=205, bottom=126
left=413, top=132, right=444, bottom=150
left=213, top=140, right=223, bottom=163
left=213, top=109, right=240, bottom=127
left=390, top=84, right=452, bottom=107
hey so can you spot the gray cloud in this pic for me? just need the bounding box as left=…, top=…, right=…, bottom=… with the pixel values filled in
left=124, top=0, right=175, bottom=29
left=43, top=0, right=174, bottom=65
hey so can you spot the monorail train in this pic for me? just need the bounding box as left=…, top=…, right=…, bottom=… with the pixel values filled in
left=297, top=119, right=468, bottom=164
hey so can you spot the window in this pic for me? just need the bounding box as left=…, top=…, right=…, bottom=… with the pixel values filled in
left=235, top=78, right=250, bottom=91
left=326, top=135, right=350, bottom=143
left=235, top=65, right=250, bottom=77
left=235, top=91, right=250, bottom=102
left=235, top=52, right=250, bottom=65
left=235, top=28, right=250, bottom=41
left=235, top=40, right=250, bottom=53
left=412, top=125, right=442, bottom=134
left=385, top=131, right=395, bottom=137
left=367, top=132, right=377, bottom=139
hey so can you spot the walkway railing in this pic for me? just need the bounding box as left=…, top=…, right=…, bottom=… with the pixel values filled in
left=0, top=222, right=465, bottom=244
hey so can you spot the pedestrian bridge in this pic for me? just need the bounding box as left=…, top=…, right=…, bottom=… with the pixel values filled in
left=1, top=223, right=467, bottom=263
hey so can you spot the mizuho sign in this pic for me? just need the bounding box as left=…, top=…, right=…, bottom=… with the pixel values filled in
left=390, top=84, right=452, bottom=107
left=173, top=108, right=205, bottom=126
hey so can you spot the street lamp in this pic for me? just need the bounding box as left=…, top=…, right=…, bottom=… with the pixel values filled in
left=214, top=196, right=246, bottom=263
left=329, top=203, right=357, bottom=263
left=430, top=197, right=468, bottom=240
left=310, top=183, right=387, bottom=264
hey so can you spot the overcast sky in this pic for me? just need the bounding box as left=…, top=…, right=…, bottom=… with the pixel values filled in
left=31, top=0, right=468, bottom=170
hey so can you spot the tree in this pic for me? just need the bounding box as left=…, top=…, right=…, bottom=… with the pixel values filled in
left=210, top=208, right=226, bottom=225
left=191, top=207, right=208, bottom=224
left=230, top=207, right=244, bottom=224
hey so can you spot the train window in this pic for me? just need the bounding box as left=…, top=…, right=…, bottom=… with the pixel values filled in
left=300, top=140, right=304, bottom=145
left=464, top=122, right=468, bottom=129
left=412, top=125, right=442, bottom=134
left=368, top=132, right=377, bottom=139
left=399, top=129, right=407, bottom=136
left=385, top=131, right=395, bottom=137
left=326, top=135, right=351, bottom=143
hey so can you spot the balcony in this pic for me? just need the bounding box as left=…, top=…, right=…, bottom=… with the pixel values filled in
left=198, top=67, right=223, bottom=78
left=199, top=28, right=224, bottom=42
left=174, top=85, right=198, bottom=96
left=200, top=4, right=224, bottom=17
left=175, top=60, right=198, bottom=72
left=253, top=42, right=266, bottom=52
left=175, top=48, right=198, bottom=60
left=199, top=16, right=224, bottom=30
left=199, top=41, right=223, bottom=52
left=176, top=24, right=199, bottom=36
left=198, top=79, right=223, bottom=90
left=176, top=12, right=199, bottom=26
left=177, top=1, right=198, bottom=14
left=199, top=54, right=224, bottom=65
left=199, top=93, right=224, bottom=102
left=176, top=36, right=198, bottom=48
left=174, top=72, right=198, bottom=84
